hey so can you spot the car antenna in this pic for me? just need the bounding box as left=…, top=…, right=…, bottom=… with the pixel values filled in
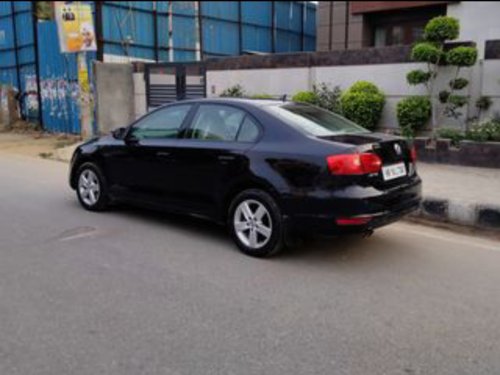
left=281, top=94, right=287, bottom=102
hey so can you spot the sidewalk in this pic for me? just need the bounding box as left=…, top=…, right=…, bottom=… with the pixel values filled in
left=415, top=163, right=500, bottom=230
left=0, top=131, right=81, bottom=161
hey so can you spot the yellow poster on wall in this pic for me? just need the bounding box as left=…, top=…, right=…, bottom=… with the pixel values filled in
left=54, top=2, right=97, bottom=53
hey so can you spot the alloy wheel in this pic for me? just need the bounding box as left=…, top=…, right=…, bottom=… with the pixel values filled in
left=233, top=199, right=273, bottom=249
left=78, top=169, right=100, bottom=206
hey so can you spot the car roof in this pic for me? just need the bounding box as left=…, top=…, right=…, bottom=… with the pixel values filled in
left=171, top=97, right=288, bottom=108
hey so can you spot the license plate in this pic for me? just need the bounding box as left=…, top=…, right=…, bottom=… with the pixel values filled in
left=382, top=162, right=407, bottom=181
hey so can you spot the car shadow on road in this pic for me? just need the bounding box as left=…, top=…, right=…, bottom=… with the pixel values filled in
left=96, top=203, right=412, bottom=268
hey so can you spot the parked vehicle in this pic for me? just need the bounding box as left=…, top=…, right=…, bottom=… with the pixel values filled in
left=70, top=98, right=421, bottom=257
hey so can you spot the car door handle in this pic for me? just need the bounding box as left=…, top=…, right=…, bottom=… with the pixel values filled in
left=218, top=155, right=236, bottom=161
left=156, top=151, right=171, bottom=158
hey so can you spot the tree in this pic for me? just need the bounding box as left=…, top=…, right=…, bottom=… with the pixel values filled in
left=405, top=16, right=478, bottom=135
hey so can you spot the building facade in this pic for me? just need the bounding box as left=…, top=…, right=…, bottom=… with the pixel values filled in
left=317, top=1, right=499, bottom=55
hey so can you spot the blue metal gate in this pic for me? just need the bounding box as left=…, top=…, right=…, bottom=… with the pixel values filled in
left=37, top=21, right=96, bottom=134
left=0, top=1, right=39, bottom=123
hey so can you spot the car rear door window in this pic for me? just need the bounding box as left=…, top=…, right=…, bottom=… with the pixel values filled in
left=188, top=105, right=247, bottom=141
left=130, top=104, right=192, bottom=140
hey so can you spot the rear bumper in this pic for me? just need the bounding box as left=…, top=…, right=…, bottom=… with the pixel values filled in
left=285, top=177, right=422, bottom=236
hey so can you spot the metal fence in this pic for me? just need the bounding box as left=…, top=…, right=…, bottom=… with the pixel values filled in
left=98, top=1, right=316, bottom=62
left=0, top=1, right=40, bottom=123
left=0, top=1, right=316, bottom=133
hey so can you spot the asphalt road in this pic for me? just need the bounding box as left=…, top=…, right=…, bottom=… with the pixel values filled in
left=1, top=153, right=499, bottom=375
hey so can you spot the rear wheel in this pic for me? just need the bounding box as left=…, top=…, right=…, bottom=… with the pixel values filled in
left=76, top=162, right=109, bottom=211
left=228, top=189, right=284, bottom=257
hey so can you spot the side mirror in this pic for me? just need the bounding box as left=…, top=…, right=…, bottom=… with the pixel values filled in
left=111, top=127, right=127, bottom=140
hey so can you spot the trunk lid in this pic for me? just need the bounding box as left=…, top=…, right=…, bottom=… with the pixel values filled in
left=320, top=132, right=416, bottom=187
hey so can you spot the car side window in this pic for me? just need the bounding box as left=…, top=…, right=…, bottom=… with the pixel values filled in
left=237, top=116, right=260, bottom=142
left=130, top=104, right=192, bottom=140
left=188, top=105, right=246, bottom=141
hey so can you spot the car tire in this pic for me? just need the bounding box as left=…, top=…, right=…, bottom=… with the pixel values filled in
left=75, top=162, right=109, bottom=211
left=228, top=189, right=285, bottom=257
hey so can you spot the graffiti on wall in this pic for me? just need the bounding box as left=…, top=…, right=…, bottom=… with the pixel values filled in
left=24, top=74, right=39, bottom=115
left=40, top=76, right=80, bottom=122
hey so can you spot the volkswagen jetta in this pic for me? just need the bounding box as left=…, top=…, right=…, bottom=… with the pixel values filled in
left=70, top=98, right=421, bottom=257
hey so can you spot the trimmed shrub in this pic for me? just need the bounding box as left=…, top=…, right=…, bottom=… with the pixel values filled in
left=438, top=90, right=450, bottom=104
left=347, top=81, right=381, bottom=95
left=472, top=120, right=500, bottom=142
left=448, top=95, right=468, bottom=108
left=397, top=96, right=432, bottom=137
left=437, top=127, right=464, bottom=147
left=446, top=46, right=478, bottom=67
left=407, top=70, right=432, bottom=85
left=476, top=96, right=492, bottom=111
left=340, top=81, right=385, bottom=130
left=220, top=84, right=245, bottom=97
left=251, top=94, right=274, bottom=99
left=292, top=91, right=318, bottom=105
left=487, top=121, right=500, bottom=142
left=312, top=83, right=342, bottom=113
left=466, top=125, right=490, bottom=142
left=449, top=78, right=469, bottom=90
left=424, top=16, right=459, bottom=42
left=411, top=42, right=443, bottom=64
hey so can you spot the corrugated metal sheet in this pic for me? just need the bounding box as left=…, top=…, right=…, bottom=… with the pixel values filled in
left=101, top=1, right=316, bottom=61
left=102, top=1, right=156, bottom=60
left=0, top=1, right=39, bottom=122
left=1, top=1, right=316, bottom=133
left=241, top=2, right=272, bottom=27
left=38, top=21, right=96, bottom=133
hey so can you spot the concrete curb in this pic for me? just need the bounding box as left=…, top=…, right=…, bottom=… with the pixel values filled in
left=411, top=197, right=500, bottom=231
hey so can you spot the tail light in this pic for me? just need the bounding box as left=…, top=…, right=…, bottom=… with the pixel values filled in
left=410, top=146, right=417, bottom=162
left=326, top=153, right=382, bottom=175
left=336, top=216, right=373, bottom=226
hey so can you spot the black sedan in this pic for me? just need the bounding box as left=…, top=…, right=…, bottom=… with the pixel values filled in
left=70, top=98, right=421, bottom=257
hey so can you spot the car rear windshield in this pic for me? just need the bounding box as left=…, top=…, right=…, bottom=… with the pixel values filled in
left=267, top=103, right=369, bottom=137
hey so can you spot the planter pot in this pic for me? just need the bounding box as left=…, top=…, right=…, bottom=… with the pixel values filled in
left=414, top=137, right=500, bottom=168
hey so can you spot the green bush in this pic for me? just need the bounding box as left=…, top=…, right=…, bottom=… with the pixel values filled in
left=437, top=127, right=464, bottom=147
left=446, top=46, right=478, bottom=67
left=466, top=125, right=490, bottom=142
left=439, top=90, right=450, bottom=104
left=463, top=121, right=500, bottom=142
left=487, top=121, right=500, bottom=142
left=449, top=78, right=468, bottom=90
left=292, top=91, right=318, bottom=105
left=346, top=81, right=381, bottom=95
left=476, top=96, right=492, bottom=111
left=312, top=83, right=342, bottom=113
left=220, top=84, right=245, bottom=97
left=424, top=16, right=459, bottom=42
left=396, top=96, right=432, bottom=137
left=340, top=81, right=385, bottom=130
left=407, top=70, right=432, bottom=85
left=251, top=94, right=274, bottom=99
left=448, top=95, right=468, bottom=108
left=291, top=84, right=343, bottom=113
left=411, top=42, right=443, bottom=64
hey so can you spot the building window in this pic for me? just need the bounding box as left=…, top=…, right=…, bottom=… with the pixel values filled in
left=368, top=5, right=446, bottom=47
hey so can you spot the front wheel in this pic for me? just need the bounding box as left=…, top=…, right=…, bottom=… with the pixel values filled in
left=228, top=189, right=285, bottom=257
left=76, top=162, right=109, bottom=211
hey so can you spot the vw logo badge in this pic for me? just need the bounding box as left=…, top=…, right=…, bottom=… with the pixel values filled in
left=394, top=143, right=402, bottom=155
